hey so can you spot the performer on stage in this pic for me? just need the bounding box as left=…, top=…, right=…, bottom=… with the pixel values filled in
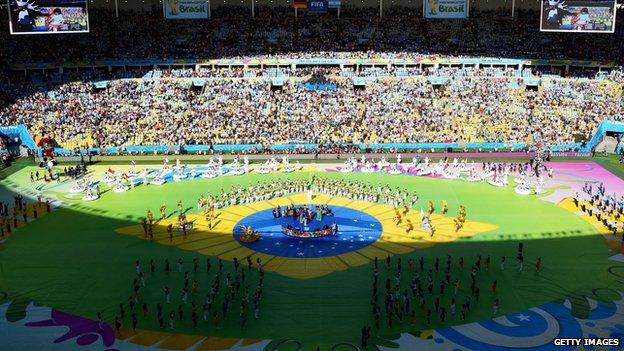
left=393, top=208, right=403, bottom=225
left=160, top=204, right=167, bottom=220
left=406, top=219, right=414, bottom=234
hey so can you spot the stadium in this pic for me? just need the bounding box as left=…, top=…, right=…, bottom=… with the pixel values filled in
left=0, top=0, right=624, bottom=350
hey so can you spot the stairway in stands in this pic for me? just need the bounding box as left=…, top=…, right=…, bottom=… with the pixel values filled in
left=596, top=135, right=619, bottom=154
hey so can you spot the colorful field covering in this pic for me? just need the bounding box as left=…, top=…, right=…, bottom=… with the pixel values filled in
left=0, top=158, right=623, bottom=350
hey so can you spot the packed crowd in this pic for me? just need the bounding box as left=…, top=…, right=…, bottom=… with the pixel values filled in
left=0, top=5, right=622, bottom=152
left=0, top=69, right=622, bottom=149
left=1, top=7, right=623, bottom=64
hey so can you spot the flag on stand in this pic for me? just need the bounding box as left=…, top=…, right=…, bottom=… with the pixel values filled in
left=294, top=0, right=307, bottom=8
left=327, top=0, right=341, bottom=8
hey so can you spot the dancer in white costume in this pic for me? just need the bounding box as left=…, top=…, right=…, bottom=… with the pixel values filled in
left=487, top=172, right=505, bottom=187
left=70, top=178, right=87, bottom=193
left=387, top=163, right=402, bottom=175
left=256, top=161, right=271, bottom=174
left=142, top=168, right=150, bottom=183
left=228, top=157, right=246, bottom=175
left=421, top=215, right=431, bottom=229
left=82, top=183, right=99, bottom=201
left=441, top=160, right=462, bottom=179
left=151, top=169, right=167, bottom=185
left=102, top=168, right=117, bottom=184
left=415, top=157, right=430, bottom=174
left=340, top=157, right=357, bottom=173
left=129, top=160, right=137, bottom=177
left=377, top=156, right=390, bottom=168
left=432, top=159, right=445, bottom=176
left=464, top=163, right=480, bottom=182
left=502, top=166, right=510, bottom=185
left=203, top=168, right=220, bottom=178
left=361, top=161, right=375, bottom=173
left=173, top=167, right=187, bottom=181
left=113, top=175, right=129, bottom=192
left=514, top=169, right=531, bottom=195
left=534, top=175, right=546, bottom=194
left=207, top=157, right=216, bottom=168
left=283, top=160, right=301, bottom=173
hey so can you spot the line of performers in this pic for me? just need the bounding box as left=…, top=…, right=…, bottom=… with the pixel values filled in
left=142, top=202, right=194, bottom=241
left=153, top=178, right=418, bottom=218
left=395, top=200, right=467, bottom=237
left=312, top=177, right=419, bottom=208
left=195, top=180, right=310, bottom=211
left=143, top=177, right=468, bottom=242
left=574, top=182, right=624, bottom=238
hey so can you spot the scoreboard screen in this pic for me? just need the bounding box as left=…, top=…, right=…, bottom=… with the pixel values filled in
left=540, top=0, right=617, bottom=33
left=8, top=0, right=89, bottom=35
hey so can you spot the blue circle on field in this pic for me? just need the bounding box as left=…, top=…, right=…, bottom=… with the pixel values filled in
left=233, top=205, right=383, bottom=258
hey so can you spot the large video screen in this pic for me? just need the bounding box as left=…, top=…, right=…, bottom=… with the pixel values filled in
left=8, top=0, right=89, bottom=35
left=540, top=0, right=617, bottom=33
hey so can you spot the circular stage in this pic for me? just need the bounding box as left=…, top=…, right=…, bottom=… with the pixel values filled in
left=232, top=205, right=383, bottom=258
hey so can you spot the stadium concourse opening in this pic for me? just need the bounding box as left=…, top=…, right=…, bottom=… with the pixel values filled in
left=0, top=1, right=624, bottom=350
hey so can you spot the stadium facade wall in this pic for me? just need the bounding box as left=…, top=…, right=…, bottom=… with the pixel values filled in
left=33, top=120, right=621, bottom=156
left=8, top=57, right=616, bottom=71
left=86, top=0, right=540, bottom=12
left=10, top=119, right=624, bottom=157
left=46, top=142, right=585, bottom=156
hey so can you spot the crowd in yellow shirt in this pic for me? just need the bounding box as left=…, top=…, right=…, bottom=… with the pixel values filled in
left=1, top=74, right=622, bottom=150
